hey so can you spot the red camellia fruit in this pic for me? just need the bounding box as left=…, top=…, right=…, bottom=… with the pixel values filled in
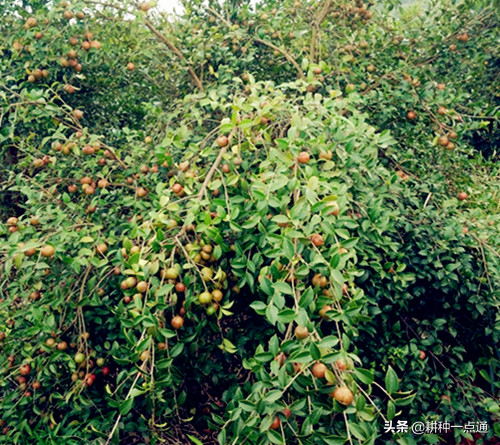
left=102, top=366, right=110, bottom=376
left=297, top=151, right=310, bottom=164
left=172, top=183, right=183, bottom=195
left=175, top=282, right=186, bottom=293
left=458, top=192, right=468, bottom=201
left=19, top=364, right=31, bottom=376
left=282, top=408, right=292, bottom=419
left=171, top=315, right=184, bottom=329
left=269, top=416, right=280, bottom=430
left=86, top=373, right=96, bottom=386
left=419, top=350, right=426, bottom=360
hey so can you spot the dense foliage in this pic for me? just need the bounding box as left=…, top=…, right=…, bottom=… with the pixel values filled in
left=0, top=0, right=498, bottom=444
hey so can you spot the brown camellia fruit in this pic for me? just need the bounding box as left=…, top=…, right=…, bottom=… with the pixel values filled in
left=458, top=192, right=468, bottom=201
left=212, top=289, right=223, bottom=302
left=437, top=83, right=446, bottom=90
left=313, top=66, right=322, bottom=75
left=312, top=362, right=327, bottom=378
left=136, top=187, right=148, bottom=197
left=127, top=62, right=135, bottom=71
left=90, top=40, right=101, bottom=50
left=336, top=359, right=347, bottom=371
left=330, top=386, right=354, bottom=405
left=297, top=151, right=310, bottom=164
left=82, top=41, right=91, bottom=51
left=437, top=105, right=447, bottom=115
left=63, top=10, right=74, bottom=20
left=311, top=234, right=324, bottom=247
left=7, top=217, right=18, bottom=226
left=438, top=136, right=449, bottom=146
left=96, top=243, right=108, bottom=255
left=294, top=325, right=309, bottom=340
left=135, top=281, right=148, bottom=293
left=407, top=110, right=416, bottom=120
left=171, top=315, right=184, bottom=329
left=449, top=131, right=458, bottom=139
left=139, top=2, right=151, bottom=11
left=319, top=305, right=333, bottom=319
left=97, top=178, right=109, bottom=188
left=269, top=416, right=280, bottom=430
left=41, top=245, right=55, bottom=257
left=172, top=183, right=183, bottom=195
left=274, top=352, right=286, bottom=366
left=216, top=135, right=229, bottom=147
left=73, top=109, right=84, bottom=120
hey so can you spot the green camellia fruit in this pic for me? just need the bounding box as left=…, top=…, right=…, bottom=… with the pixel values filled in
left=74, top=352, right=86, bottom=364
left=198, top=291, right=212, bottom=304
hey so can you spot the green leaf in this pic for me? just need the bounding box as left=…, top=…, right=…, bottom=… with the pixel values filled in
left=310, top=342, right=321, bottom=361
left=119, top=398, right=134, bottom=416
left=263, top=390, right=283, bottom=403
left=385, top=366, right=399, bottom=394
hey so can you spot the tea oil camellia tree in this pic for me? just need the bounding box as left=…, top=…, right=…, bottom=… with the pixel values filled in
left=0, top=0, right=498, bottom=444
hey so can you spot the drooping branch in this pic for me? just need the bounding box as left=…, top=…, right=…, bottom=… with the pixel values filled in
left=309, top=0, right=332, bottom=64
left=84, top=0, right=203, bottom=91
left=143, top=20, right=204, bottom=91
left=206, top=6, right=305, bottom=81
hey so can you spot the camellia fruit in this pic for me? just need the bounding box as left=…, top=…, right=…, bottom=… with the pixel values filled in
left=319, top=305, right=333, bottom=319
left=198, top=291, right=212, bottom=304
left=438, top=136, right=449, bottom=146
left=96, top=243, right=108, bottom=255
left=162, top=267, right=179, bottom=280
left=312, top=362, right=327, bottom=378
left=216, top=135, right=229, bottom=147
left=136, top=281, right=148, bottom=293
left=127, top=62, right=135, bottom=71
left=419, top=350, right=426, bottom=360
left=297, top=151, right=310, bottom=164
left=74, top=352, right=85, bottom=364
left=407, top=110, right=416, bottom=120
left=171, top=315, right=184, bottom=329
left=458, top=192, right=468, bottom=201
left=330, top=386, right=354, bottom=405
left=175, top=282, right=186, bottom=293
left=19, top=364, right=31, bottom=376
left=269, top=416, right=280, bottom=430
left=294, top=325, right=309, bottom=340
left=311, top=234, right=324, bottom=247
left=41, top=245, right=55, bottom=257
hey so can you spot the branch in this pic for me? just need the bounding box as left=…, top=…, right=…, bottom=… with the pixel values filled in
left=206, top=6, right=305, bottom=80
left=144, top=20, right=204, bottom=91
left=254, top=38, right=306, bottom=80
left=309, top=0, right=332, bottom=64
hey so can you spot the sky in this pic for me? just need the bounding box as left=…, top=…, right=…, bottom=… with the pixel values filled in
left=156, top=0, right=183, bottom=13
